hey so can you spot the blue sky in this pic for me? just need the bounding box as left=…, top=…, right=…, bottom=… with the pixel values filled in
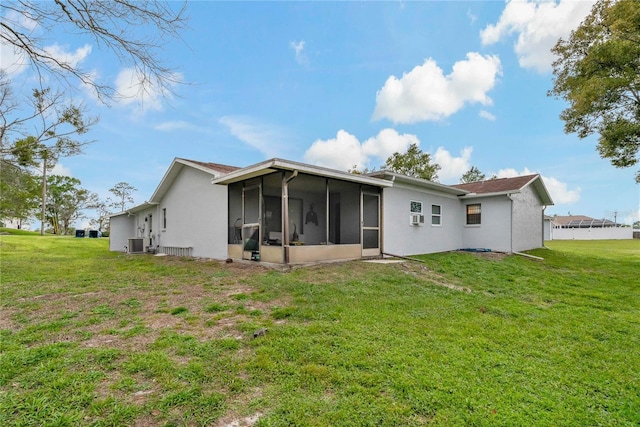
left=2, top=0, right=639, bottom=226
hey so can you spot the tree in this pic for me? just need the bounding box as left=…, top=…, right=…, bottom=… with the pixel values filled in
left=0, top=1, right=188, bottom=102
left=0, top=160, right=39, bottom=226
left=549, top=0, right=640, bottom=182
left=108, top=182, right=137, bottom=212
left=1, top=83, right=97, bottom=235
left=460, top=166, right=486, bottom=183
left=92, top=201, right=113, bottom=233
left=348, top=165, right=372, bottom=175
left=45, top=175, right=98, bottom=235
left=384, top=143, right=440, bottom=181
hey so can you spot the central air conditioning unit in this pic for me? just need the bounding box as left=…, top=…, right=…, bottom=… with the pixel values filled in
left=410, top=214, right=424, bottom=226
left=128, top=238, right=144, bottom=253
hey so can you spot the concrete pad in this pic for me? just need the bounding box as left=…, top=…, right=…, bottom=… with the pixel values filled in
left=363, top=259, right=405, bottom=264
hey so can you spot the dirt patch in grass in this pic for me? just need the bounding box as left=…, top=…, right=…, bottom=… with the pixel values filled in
left=399, top=262, right=472, bottom=293
left=4, top=260, right=290, bottom=352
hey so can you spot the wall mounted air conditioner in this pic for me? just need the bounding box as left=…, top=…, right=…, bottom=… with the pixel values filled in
left=410, top=214, right=424, bottom=226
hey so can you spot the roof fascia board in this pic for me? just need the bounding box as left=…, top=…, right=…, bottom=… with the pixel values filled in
left=149, top=158, right=232, bottom=202
left=109, top=201, right=157, bottom=218
left=529, top=176, right=554, bottom=206
left=212, top=158, right=392, bottom=187
left=390, top=179, right=465, bottom=199
left=148, top=158, right=183, bottom=202
left=176, top=158, right=232, bottom=177
left=369, top=171, right=468, bottom=195
left=458, top=190, right=522, bottom=200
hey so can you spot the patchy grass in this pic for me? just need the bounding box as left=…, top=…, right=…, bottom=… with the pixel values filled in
left=0, top=235, right=638, bottom=426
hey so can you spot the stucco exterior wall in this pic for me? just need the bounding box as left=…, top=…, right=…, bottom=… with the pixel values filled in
left=134, top=207, right=157, bottom=247
left=511, top=185, right=544, bottom=252
left=109, top=214, right=136, bottom=252
left=461, top=196, right=512, bottom=252
left=158, top=167, right=228, bottom=259
left=382, top=184, right=463, bottom=256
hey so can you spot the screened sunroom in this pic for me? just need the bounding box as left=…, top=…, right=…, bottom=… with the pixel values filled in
left=214, top=159, right=391, bottom=264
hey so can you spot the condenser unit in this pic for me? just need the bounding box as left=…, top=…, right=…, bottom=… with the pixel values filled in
left=128, top=238, right=144, bottom=253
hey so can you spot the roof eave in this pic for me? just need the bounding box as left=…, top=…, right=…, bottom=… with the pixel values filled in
left=367, top=171, right=469, bottom=195
left=458, top=190, right=522, bottom=200
left=212, top=158, right=393, bottom=187
left=109, top=201, right=157, bottom=218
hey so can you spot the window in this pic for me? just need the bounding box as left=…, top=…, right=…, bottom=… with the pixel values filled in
left=409, top=200, right=425, bottom=225
left=163, top=208, right=167, bottom=229
left=410, top=200, right=423, bottom=214
left=466, top=204, right=481, bottom=225
left=431, top=204, right=441, bottom=226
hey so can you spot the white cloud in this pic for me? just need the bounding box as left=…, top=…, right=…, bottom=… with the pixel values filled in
left=304, top=128, right=417, bottom=171
left=480, top=0, right=596, bottom=73
left=34, top=162, right=72, bottom=177
left=43, top=43, right=92, bottom=69
left=0, top=10, right=38, bottom=76
left=51, top=163, right=73, bottom=177
left=479, top=110, right=496, bottom=121
left=304, top=130, right=365, bottom=171
left=154, top=120, right=209, bottom=134
left=434, top=147, right=473, bottom=183
left=290, top=40, right=308, bottom=66
left=496, top=167, right=581, bottom=204
left=362, top=128, right=418, bottom=160
left=115, top=67, right=181, bottom=114
left=373, top=53, right=502, bottom=124
left=542, top=175, right=581, bottom=204
left=0, top=43, right=29, bottom=76
left=467, top=8, right=478, bottom=24
left=219, top=115, right=290, bottom=158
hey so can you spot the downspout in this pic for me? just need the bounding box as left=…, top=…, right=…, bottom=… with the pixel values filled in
left=507, top=194, right=514, bottom=253
left=542, top=205, right=548, bottom=248
left=283, top=170, right=299, bottom=264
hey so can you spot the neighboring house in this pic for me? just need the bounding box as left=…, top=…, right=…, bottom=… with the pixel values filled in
left=0, top=218, right=29, bottom=230
left=546, top=214, right=632, bottom=240
left=110, top=157, right=554, bottom=264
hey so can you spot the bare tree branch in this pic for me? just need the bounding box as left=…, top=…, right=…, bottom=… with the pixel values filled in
left=1, top=0, right=188, bottom=103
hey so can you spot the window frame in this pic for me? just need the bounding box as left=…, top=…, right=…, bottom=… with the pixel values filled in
left=466, top=203, right=481, bottom=226
left=431, top=204, right=442, bottom=226
left=410, top=200, right=423, bottom=215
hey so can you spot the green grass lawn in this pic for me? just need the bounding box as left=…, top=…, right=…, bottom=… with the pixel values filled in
left=1, top=236, right=638, bottom=426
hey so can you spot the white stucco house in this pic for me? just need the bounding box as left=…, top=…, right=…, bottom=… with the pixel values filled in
left=110, top=157, right=554, bottom=264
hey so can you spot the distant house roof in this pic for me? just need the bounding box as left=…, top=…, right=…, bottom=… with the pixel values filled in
left=551, top=215, right=618, bottom=228
left=452, top=174, right=554, bottom=205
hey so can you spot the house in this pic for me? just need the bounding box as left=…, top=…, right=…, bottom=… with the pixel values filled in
left=545, top=214, right=632, bottom=240
left=110, top=157, right=554, bottom=264
left=109, top=158, right=240, bottom=258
